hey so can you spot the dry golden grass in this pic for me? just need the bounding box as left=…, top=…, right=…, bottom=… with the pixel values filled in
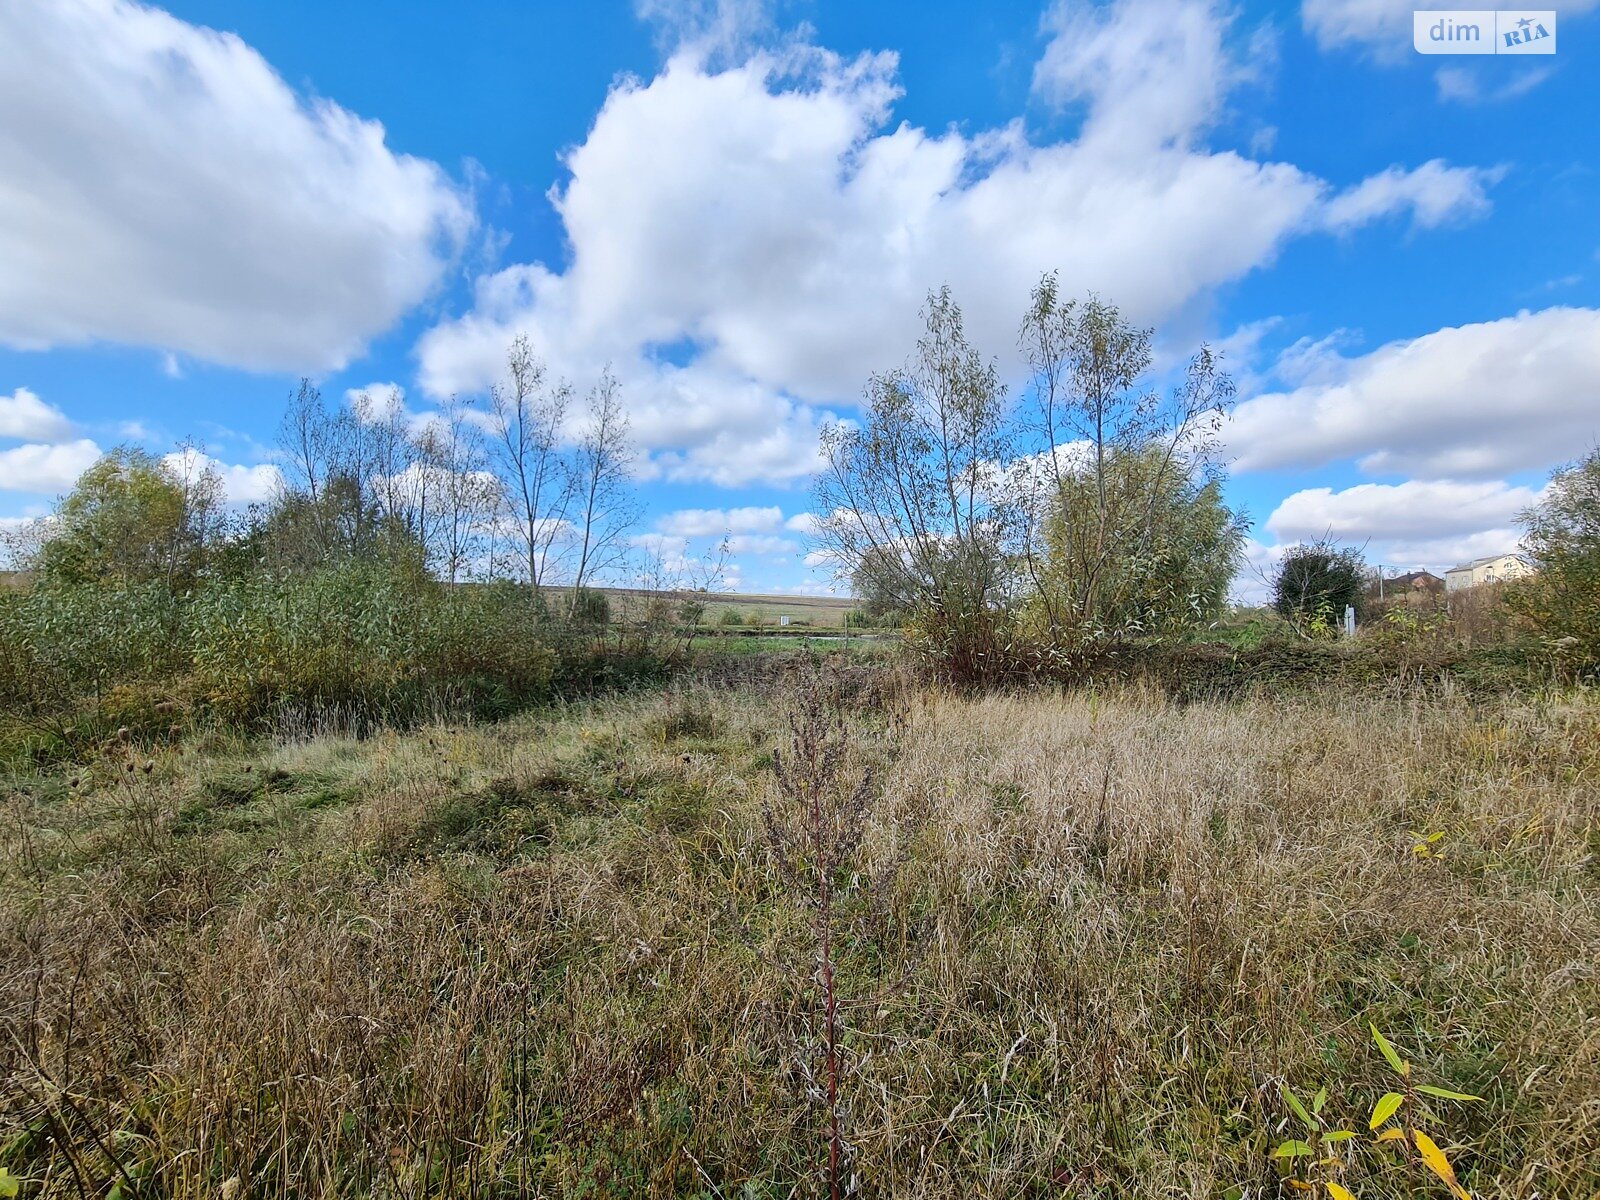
left=1, top=672, right=1597, bottom=1197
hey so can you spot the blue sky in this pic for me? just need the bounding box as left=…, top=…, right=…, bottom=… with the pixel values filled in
left=2, top=0, right=1597, bottom=597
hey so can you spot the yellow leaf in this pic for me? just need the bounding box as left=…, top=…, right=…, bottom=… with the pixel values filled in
left=1414, top=1131, right=1471, bottom=1200
left=1370, top=1024, right=1410, bottom=1077
left=1370, top=1091, right=1405, bottom=1129
left=1374, top=1128, right=1407, bottom=1143
left=1327, top=1184, right=1357, bottom=1200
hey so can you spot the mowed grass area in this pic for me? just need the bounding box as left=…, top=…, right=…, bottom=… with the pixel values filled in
left=2, top=665, right=1598, bottom=1197
left=695, top=633, right=894, bottom=657
left=599, top=587, right=859, bottom=628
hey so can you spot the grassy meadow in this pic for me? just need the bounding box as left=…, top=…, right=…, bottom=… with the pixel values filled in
left=2, top=651, right=1597, bottom=1198
left=607, top=589, right=858, bottom=629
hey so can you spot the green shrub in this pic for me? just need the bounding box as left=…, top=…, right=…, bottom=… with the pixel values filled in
left=1273, top=541, right=1367, bottom=634
left=569, top=587, right=612, bottom=626
left=1505, top=448, right=1600, bottom=673
left=419, top=582, right=557, bottom=714
left=0, top=582, right=190, bottom=709
left=189, top=562, right=428, bottom=722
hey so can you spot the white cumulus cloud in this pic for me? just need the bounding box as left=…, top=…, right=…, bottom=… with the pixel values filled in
left=0, top=388, right=75, bottom=442
left=1228, top=307, right=1600, bottom=480
left=725, top=533, right=799, bottom=556
left=0, top=0, right=473, bottom=372
left=0, top=440, right=103, bottom=494
left=1322, top=160, right=1502, bottom=231
left=657, top=505, right=784, bottom=536
left=1266, top=479, right=1541, bottom=544
left=417, top=0, right=1494, bottom=490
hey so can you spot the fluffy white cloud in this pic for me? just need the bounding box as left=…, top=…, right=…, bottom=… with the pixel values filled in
left=1434, top=65, right=1555, bottom=105
left=0, top=439, right=102, bottom=494
left=1228, top=307, right=1600, bottom=479
left=0, top=388, right=75, bottom=442
left=162, top=447, right=284, bottom=506
left=1379, top=529, right=1526, bottom=569
left=1244, top=471, right=1551, bottom=586
left=1034, top=0, right=1242, bottom=150
left=1303, top=0, right=1423, bottom=56
left=1266, top=479, right=1541, bottom=543
left=418, top=0, right=1494, bottom=489
left=658, top=505, right=784, bottom=536
left=634, top=0, right=778, bottom=63
left=0, top=0, right=473, bottom=371
left=1321, top=160, right=1502, bottom=231
left=420, top=46, right=1322, bottom=404
left=725, top=533, right=799, bottom=556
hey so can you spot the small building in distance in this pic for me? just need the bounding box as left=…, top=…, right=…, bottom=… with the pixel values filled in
left=1444, top=554, right=1535, bottom=592
left=1378, top=570, right=1445, bottom=602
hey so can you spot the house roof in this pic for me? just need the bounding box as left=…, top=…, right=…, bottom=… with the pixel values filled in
left=1445, top=554, right=1527, bottom=573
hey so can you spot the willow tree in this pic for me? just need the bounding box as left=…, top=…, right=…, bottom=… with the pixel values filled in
left=1507, top=446, right=1600, bottom=666
left=1015, top=275, right=1240, bottom=647
left=34, top=446, right=221, bottom=590
left=1036, top=444, right=1246, bottom=640
left=815, top=287, right=1017, bottom=682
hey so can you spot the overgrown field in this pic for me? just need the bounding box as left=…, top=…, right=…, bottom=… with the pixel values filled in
left=2, top=664, right=1597, bottom=1197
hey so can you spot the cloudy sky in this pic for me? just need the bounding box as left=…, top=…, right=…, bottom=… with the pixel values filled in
left=2, top=0, right=1596, bottom=597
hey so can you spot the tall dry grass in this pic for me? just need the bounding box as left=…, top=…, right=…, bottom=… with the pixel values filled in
left=1, top=674, right=1596, bottom=1196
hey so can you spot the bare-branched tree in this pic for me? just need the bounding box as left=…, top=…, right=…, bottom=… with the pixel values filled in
left=425, top=398, right=495, bottom=584
left=1016, top=274, right=1239, bottom=645
left=487, top=336, right=574, bottom=595
left=814, top=286, right=1016, bottom=683
left=566, top=369, right=639, bottom=615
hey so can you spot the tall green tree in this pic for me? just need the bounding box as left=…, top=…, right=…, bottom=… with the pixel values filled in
left=34, top=446, right=221, bottom=589
left=1035, top=444, right=1245, bottom=640
left=1014, top=276, right=1238, bottom=645
left=815, top=286, right=1016, bottom=682
left=1507, top=446, right=1600, bottom=666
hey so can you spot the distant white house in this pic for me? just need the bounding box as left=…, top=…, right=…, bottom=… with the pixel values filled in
left=1444, top=553, right=1536, bottom=592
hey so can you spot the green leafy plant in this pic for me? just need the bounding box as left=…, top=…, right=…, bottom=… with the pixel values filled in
left=1367, top=1024, right=1482, bottom=1200
left=1270, top=1024, right=1483, bottom=1200
left=1272, top=1082, right=1359, bottom=1198
left=1410, top=830, right=1447, bottom=860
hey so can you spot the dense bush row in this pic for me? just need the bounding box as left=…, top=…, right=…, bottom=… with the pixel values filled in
left=0, top=562, right=680, bottom=762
